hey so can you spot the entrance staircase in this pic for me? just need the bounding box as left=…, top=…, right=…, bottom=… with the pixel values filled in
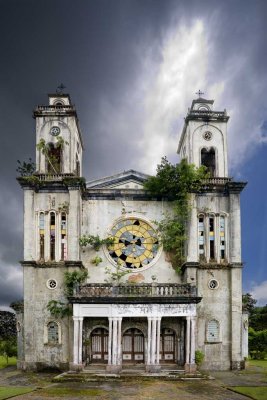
left=53, top=363, right=205, bottom=382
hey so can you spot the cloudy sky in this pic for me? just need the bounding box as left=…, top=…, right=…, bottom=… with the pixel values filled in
left=0, top=0, right=267, bottom=309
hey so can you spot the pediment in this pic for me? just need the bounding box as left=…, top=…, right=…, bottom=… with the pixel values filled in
left=86, top=170, right=149, bottom=189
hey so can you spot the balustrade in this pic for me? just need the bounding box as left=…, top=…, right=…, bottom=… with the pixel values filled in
left=75, top=283, right=197, bottom=298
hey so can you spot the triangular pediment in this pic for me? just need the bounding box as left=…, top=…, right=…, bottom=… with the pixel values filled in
left=86, top=170, right=149, bottom=189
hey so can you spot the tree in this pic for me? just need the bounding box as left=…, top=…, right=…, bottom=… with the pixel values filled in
left=250, top=305, right=267, bottom=331
left=144, top=157, right=208, bottom=272
left=0, top=311, right=16, bottom=340
left=0, top=339, right=17, bottom=364
left=248, top=327, right=267, bottom=359
left=242, top=293, right=257, bottom=314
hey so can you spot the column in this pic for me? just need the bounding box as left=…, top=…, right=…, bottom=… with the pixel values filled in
left=156, top=317, right=161, bottom=365
left=151, top=318, right=156, bottom=364
left=73, top=317, right=79, bottom=365
left=117, top=318, right=122, bottom=365
left=78, top=317, right=83, bottom=364
left=108, top=317, right=112, bottom=365
left=185, top=317, right=190, bottom=364
left=112, top=318, right=118, bottom=365
left=147, top=317, right=152, bottom=365
left=190, top=317, right=196, bottom=364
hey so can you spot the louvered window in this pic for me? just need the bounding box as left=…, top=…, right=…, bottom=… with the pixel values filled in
left=47, top=321, right=59, bottom=344
left=207, top=320, right=219, bottom=342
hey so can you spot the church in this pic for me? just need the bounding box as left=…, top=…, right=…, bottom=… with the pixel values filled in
left=17, top=92, right=248, bottom=372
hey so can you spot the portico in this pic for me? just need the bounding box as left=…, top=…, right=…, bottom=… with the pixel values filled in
left=70, top=285, right=200, bottom=373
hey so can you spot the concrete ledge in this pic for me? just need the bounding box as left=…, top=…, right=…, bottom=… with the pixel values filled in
left=145, top=364, right=161, bottom=373
left=184, top=363, right=197, bottom=373
left=69, top=363, right=84, bottom=372
left=106, top=364, right=122, bottom=373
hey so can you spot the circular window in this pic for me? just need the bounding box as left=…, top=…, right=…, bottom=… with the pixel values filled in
left=203, top=131, right=212, bottom=141
left=47, top=279, right=57, bottom=290
left=50, top=126, right=61, bottom=136
left=208, top=279, right=219, bottom=290
left=108, top=218, right=160, bottom=270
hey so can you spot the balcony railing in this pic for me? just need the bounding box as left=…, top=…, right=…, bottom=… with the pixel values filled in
left=36, top=173, right=74, bottom=182
left=202, top=177, right=232, bottom=185
left=35, top=105, right=75, bottom=112
left=187, top=110, right=227, bottom=119
left=74, top=283, right=197, bottom=298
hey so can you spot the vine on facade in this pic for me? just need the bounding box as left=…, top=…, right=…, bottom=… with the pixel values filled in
left=79, top=234, right=115, bottom=251
left=144, top=157, right=208, bottom=273
left=47, top=270, right=88, bottom=318
left=36, top=136, right=68, bottom=174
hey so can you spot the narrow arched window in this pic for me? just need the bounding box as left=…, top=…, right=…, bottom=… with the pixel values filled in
left=61, top=213, right=67, bottom=260
left=219, top=216, right=225, bottom=260
left=198, top=215, right=205, bottom=259
left=207, top=320, right=220, bottom=342
left=47, top=143, right=61, bottom=174
left=47, top=321, right=59, bottom=344
left=39, top=212, right=45, bottom=260
left=76, top=154, right=80, bottom=176
left=209, top=215, right=215, bottom=259
left=201, top=148, right=216, bottom=177
left=50, top=212, right=56, bottom=260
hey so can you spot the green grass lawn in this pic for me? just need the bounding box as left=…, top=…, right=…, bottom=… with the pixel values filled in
left=231, top=386, right=267, bottom=400
left=0, top=357, right=16, bottom=369
left=0, top=386, right=34, bottom=400
left=248, top=359, right=267, bottom=369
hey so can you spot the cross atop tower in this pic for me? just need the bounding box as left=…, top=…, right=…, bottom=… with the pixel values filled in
left=56, top=83, right=66, bottom=94
left=195, top=89, right=204, bottom=98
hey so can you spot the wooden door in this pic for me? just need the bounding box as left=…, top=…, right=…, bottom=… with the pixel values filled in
left=91, top=328, right=108, bottom=363
left=160, top=328, right=175, bottom=362
left=122, top=328, right=144, bottom=363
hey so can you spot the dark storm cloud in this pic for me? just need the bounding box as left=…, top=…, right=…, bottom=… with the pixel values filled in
left=0, top=0, right=267, bottom=307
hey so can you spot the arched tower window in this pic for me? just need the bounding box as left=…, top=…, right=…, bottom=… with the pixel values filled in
left=50, top=212, right=56, bottom=260
left=201, top=148, right=216, bottom=177
left=39, top=212, right=45, bottom=260
left=209, top=215, right=215, bottom=259
left=61, top=213, right=67, bottom=260
left=76, top=154, right=80, bottom=176
left=198, top=215, right=205, bottom=259
left=219, top=216, right=225, bottom=260
left=47, top=143, right=61, bottom=174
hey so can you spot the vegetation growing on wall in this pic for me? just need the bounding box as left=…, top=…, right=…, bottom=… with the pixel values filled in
left=104, top=264, right=130, bottom=284
left=36, top=136, right=68, bottom=174
left=144, top=157, right=208, bottom=272
left=79, top=235, right=115, bottom=251
left=47, top=270, right=88, bottom=318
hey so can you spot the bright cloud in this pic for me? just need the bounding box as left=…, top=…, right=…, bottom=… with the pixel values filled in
left=251, top=280, right=267, bottom=306
left=138, top=20, right=217, bottom=173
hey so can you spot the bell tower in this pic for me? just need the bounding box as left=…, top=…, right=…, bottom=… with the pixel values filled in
left=178, top=96, right=229, bottom=177
left=34, top=92, right=83, bottom=176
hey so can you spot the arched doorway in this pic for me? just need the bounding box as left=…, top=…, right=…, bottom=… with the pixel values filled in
left=90, top=328, right=108, bottom=363
left=122, top=328, right=144, bottom=363
left=160, top=328, right=176, bottom=363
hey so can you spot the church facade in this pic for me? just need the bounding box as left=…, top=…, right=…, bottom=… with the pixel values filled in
left=17, top=93, right=248, bottom=372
